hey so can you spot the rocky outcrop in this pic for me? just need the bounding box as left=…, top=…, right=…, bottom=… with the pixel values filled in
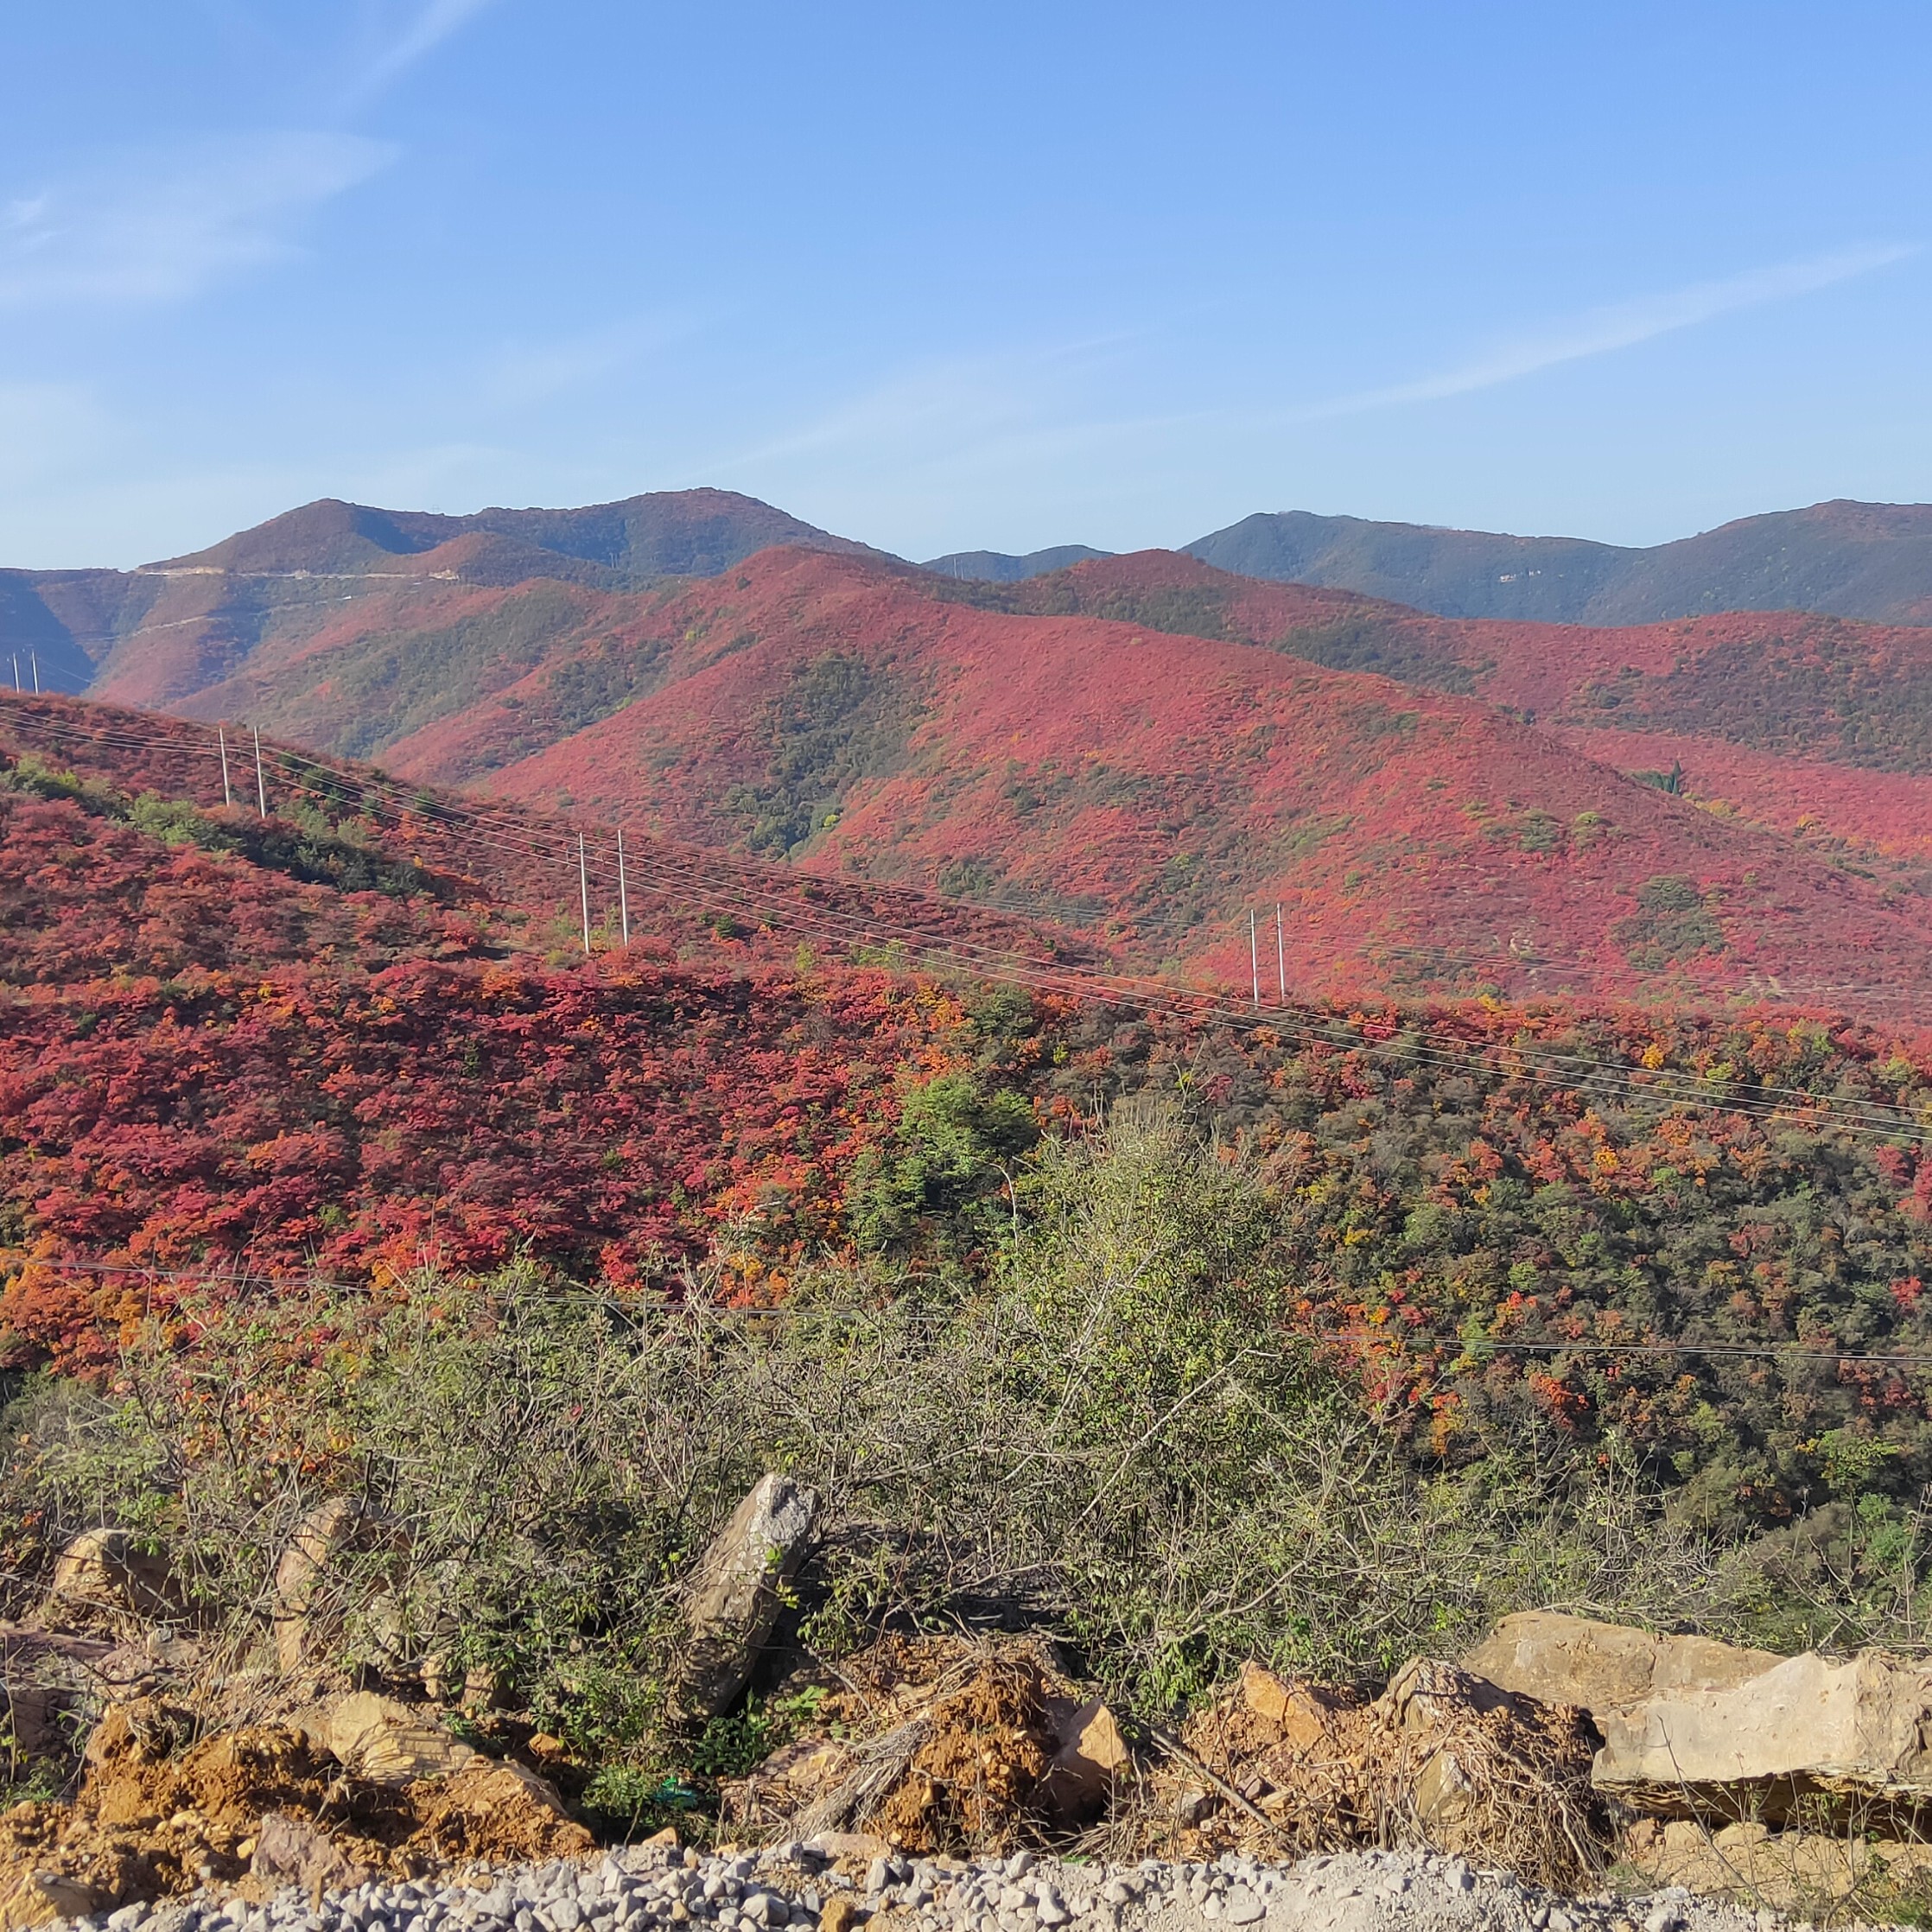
left=47, top=1533, right=179, bottom=1625
left=1592, top=1647, right=1932, bottom=1815
left=270, top=1498, right=401, bottom=1675
left=1037, top=1699, right=1131, bottom=1822
left=1461, top=1613, right=1778, bottom=1721
left=0, top=1867, right=92, bottom=1932
left=295, top=1691, right=475, bottom=1786
left=249, top=1813, right=374, bottom=1894
left=1624, top=1814, right=1932, bottom=1910
left=677, top=1473, right=819, bottom=1719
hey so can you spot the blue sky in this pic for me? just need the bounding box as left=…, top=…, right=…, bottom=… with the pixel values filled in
left=3, top=2, right=1929, bottom=566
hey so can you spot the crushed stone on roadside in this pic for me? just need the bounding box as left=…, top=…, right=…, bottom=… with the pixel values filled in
left=24, top=1839, right=1827, bottom=1932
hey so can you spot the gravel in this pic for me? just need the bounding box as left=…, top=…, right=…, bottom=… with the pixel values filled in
left=41, top=1840, right=1840, bottom=1932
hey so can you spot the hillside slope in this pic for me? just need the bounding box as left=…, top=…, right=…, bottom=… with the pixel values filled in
left=1185, top=499, right=1932, bottom=626
left=961, top=550, right=1932, bottom=882
left=20, top=693, right=1932, bottom=1529
left=0, top=691, right=1096, bottom=1356
left=394, top=546, right=1932, bottom=1011
left=44, top=521, right=1932, bottom=1007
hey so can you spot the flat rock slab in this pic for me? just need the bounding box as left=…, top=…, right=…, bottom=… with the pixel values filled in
left=1594, top=1646, right=1932, bottom=1813
left=1461, top=1615, right=1778, bottom=1724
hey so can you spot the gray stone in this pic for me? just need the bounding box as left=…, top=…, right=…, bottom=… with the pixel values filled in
left=1594, top=1647, right=1932, bottom=1813
left=672, top=1472, right=817, bottom=1718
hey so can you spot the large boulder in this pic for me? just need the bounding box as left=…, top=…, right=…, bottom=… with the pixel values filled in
left=1035, top=1698, right=1130, bottom=1821
left=249, top=1813, right=373, bottom=1894
left=1593, top=1647, right=1932, bottom=1816
left=271, top=1497, right=394, bottom=1674
left=1462, top=1611, right=1779, bottom=1722
left=677, top=1473, right=819, bottom=1719
left=0, top=1870, right=92, bottom=1932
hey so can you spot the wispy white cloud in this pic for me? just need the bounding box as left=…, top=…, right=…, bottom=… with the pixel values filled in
left=346, top=0, right=499, bottom=105
left=0, top=132, right=394, bottom=310
left=717, top=335, right=1157, bottom=474
left=1291, top=241, right=1917, bottom=421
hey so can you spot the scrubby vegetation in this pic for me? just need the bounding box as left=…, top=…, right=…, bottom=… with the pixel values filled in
left=7, top=1100, right=1929, bottom=1837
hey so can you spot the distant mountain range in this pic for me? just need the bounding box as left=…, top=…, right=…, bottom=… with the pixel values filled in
left=920, top=544, right=1113, bottom=582
left=0, top=489, right=876, bottom=705
left=1183, top=499, right=1932, bottom=627
left=10, top=486, right=1932, bottom=1014
left=10, top=492, right=1932, bottom=708
left=930, top=500, right=1932, bottom=626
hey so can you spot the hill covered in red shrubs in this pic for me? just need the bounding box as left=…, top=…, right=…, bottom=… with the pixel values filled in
left=0, top=693, right=1100, bottom=1368
left=15, top=693, right=1932, bottom=1530
left=389, top=546, right=1932, bottom=1014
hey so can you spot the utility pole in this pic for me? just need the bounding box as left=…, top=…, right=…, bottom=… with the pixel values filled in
left=1249, top=908, right=1260, bottom=1006
left=578, top=834, right=592, bottom=955
left=217, top=728, right=233, bottom=808
left=251, top=728, right=267, bottom=818
left=29, top=654, right=39, bottom=695
left=1276, top=903, right=1287, bottom=1001
left=617, top=829, right=631, bottom=946
left=9, top=654, right=17, bottom=692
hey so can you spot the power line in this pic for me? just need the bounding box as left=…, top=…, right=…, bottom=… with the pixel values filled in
left=8, top=687, right=1929, bottom=1008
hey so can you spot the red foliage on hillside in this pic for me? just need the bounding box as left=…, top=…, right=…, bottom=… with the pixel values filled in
left=0, top=694, right=1117, bottom=1369
left=36, top=531, right=1932, bottom=1017
left=426, top=547, right=1932, bottom=1015
left=19, top=691, right=1932, bottom=1525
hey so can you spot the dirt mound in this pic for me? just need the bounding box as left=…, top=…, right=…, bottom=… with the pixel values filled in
left=1143, top=1658, right=1608, bottom=1892
left=0, top=1696, right=590, bottom=1921
left=725, top=1642, right=1605, bottom=1887
left=724, top=1636, right=1078, bottom=1853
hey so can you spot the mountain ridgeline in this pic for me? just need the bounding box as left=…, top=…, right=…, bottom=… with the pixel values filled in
left=1180, top=499, right=1932, bottom=626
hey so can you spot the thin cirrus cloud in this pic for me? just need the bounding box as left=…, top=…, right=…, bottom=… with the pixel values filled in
left=345, top=0, right=501, bottom=105
left=0, top=131, right=394, bottom=311
left=1289, top=241, right=1918, bottom=423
